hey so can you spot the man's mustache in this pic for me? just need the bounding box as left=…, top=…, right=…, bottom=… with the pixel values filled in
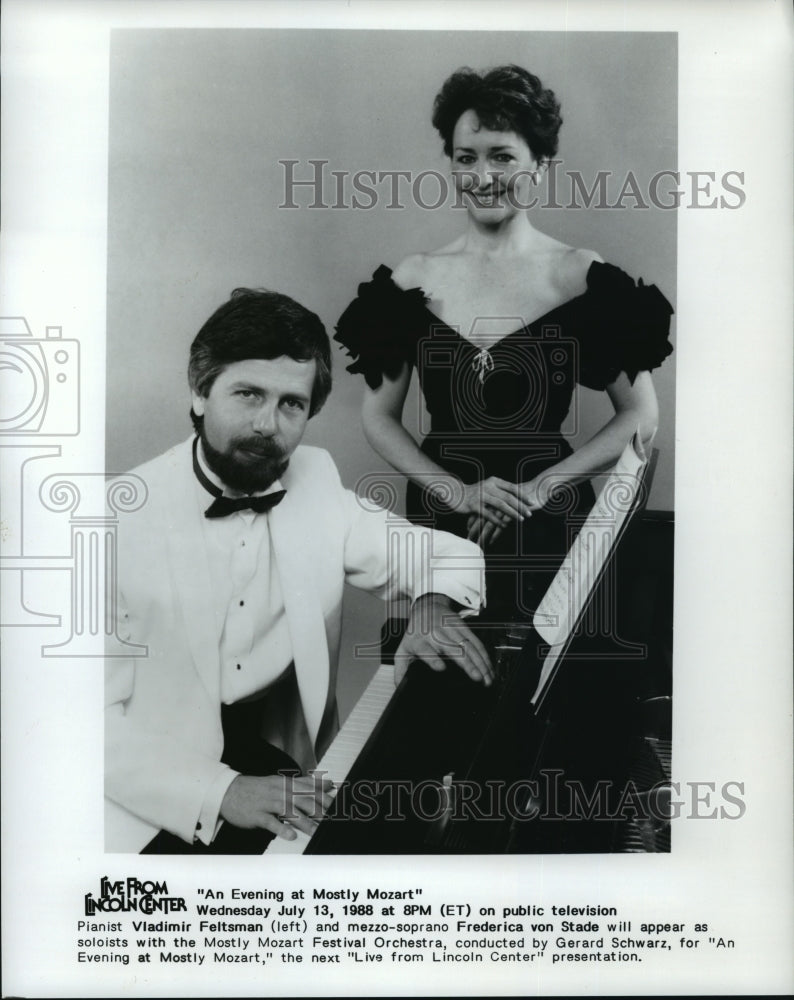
left=234, top=437, right=286, bottom=459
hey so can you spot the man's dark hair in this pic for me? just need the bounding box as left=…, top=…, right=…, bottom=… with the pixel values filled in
left=188, top=287, right=332, bottom=419
left=432, top=64, right=562, bottom=161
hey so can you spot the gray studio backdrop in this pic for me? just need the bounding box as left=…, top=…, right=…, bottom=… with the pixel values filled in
left=107, top=29, right=677, bottom=714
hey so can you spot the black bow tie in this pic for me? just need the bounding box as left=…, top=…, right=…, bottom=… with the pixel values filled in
left=204, top=491, right=286, bottom=519
left=193, top=436, right=286, bottom=519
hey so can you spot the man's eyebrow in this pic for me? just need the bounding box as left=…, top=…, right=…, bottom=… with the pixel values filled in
left=229, top=380, right=262, bottom=391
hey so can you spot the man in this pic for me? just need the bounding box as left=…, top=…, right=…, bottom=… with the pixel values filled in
left=105, top=287, right=491, bottom=853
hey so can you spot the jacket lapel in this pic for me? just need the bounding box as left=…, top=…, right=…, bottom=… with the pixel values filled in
left=165, top=440, right=223, bottom=703
left=268, top=493, right=329, bottom=752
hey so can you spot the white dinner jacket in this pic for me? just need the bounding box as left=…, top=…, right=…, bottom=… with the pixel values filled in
left=105, top=437, right=484, bottom=852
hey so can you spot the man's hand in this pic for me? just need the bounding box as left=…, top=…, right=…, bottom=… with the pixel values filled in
left=395, top=593, right=493, bottom=686
left=219, top=772, right=335, bottom=841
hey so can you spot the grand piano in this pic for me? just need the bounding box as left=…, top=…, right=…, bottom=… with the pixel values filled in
left=267, top=504, right=673, bottom=856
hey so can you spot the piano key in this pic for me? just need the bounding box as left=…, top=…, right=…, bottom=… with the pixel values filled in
left=265, top=664, right=396, bottom=854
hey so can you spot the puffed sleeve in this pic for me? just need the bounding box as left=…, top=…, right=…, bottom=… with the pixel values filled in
left=576, top=261, right=674, bottom=390
left=334, top=265, right=429, bottom=389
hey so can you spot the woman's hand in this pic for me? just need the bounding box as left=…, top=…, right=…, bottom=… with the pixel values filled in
left=446, top=477, right=534, bottom=525
left=518, top=475, right=553, bottom=512
left=466, top=513, right=506, bottom=548
left=361, top=377, right=535, bottom=532
left=466, top=475, right=552, bottom=548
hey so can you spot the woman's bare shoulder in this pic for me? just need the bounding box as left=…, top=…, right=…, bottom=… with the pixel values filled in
left=570, top=245, right=604, bottom=265
left=551, top=246, right=605, bottom=297
left=392, top=240, right=464, bottom=290
left=391, top=253, right=427, bottom=290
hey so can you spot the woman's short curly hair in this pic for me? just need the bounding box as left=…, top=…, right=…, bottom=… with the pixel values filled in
left=432, top=64, right=562, bottom=161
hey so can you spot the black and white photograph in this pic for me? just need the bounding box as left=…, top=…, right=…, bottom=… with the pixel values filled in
left=104, top=27, right=677, bottom=859
left=2, top=1, right=792, bottom=996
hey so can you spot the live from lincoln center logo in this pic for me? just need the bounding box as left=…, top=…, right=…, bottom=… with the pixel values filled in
left=84, top=876, right=187, bottom=915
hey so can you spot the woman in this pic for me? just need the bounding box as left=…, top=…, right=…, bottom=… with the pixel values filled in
left=335, top=65, right=673, bottom=615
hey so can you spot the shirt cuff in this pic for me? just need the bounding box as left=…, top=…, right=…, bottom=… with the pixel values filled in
left=413, top=571, right=485, bottom=618
left=195, top=766, right=239, bottom=846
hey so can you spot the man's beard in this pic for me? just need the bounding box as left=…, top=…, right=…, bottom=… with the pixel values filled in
left=199, top=427, right=289, bottom=494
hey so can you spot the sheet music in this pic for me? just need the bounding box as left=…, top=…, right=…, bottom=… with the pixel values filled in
left=531, top=431, right=648, bottom=705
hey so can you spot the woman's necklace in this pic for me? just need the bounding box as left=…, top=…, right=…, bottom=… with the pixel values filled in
left=472, top=347, right=495, bottom=383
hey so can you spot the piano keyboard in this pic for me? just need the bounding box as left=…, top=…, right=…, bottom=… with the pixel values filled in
left=265, top=664, right=396, bottom=854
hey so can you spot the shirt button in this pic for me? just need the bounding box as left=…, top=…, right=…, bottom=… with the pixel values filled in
left=196, top=821, right=202, bottom=831
left=239, top=600, right=244, bottom=607
left=236, top=663, right=241, bottom=670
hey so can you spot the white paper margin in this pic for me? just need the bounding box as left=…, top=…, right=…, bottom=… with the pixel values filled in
left=2, top=1, right=792, bottom=996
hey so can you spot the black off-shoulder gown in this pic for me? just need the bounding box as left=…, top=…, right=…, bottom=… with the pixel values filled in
left=335, top=260, right=673, bottom=616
